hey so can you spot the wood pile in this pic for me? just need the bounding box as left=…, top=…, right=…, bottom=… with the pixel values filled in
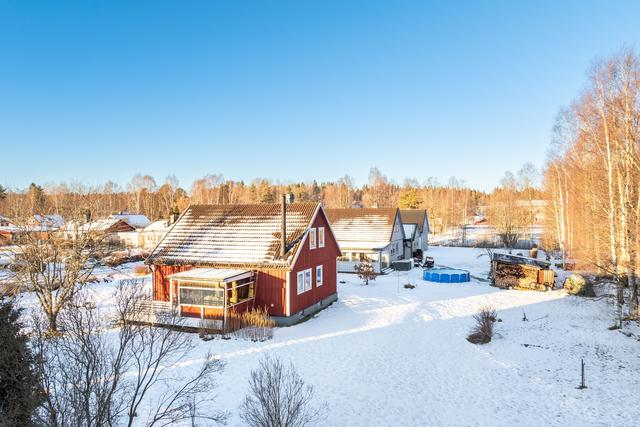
left=493, top=261, right=548, bottom=291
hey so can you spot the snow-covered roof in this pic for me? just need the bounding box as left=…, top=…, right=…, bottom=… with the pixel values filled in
left=143, top=220, right=171, bottom=232
left=32, top=214, right=65, bottom=229
left=400, top=209, right=428, bottom=233
left=325, top=208, right=398, bottom=249
left=65, top=218, right=134, bottom=233
left=147, top=203, right=321, bottom=268
left=110, top=214, right=151, bottom=229
left=403, top=224, right=417, bottom=239
left=168, top=268, right=253, bottom=282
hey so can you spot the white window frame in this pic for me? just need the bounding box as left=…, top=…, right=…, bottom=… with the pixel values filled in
left=318, top=227, right=325, bottom=248
left=297, top=268, right=312, bottom=295
left=316, top=265, right=323, bottom=287
left=309, top=228, right=317, bottom=250
left=297, top=271, right=305, bottom=294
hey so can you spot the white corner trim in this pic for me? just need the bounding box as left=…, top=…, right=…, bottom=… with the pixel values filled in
left=286, top=270, right=291, bottom=317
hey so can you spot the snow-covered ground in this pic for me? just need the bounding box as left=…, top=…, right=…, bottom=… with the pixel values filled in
left=15, top=247, right=640, bottom=426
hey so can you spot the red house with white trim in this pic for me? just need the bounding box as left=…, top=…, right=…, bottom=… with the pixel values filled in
left=145, top=198, right=340, bottom=328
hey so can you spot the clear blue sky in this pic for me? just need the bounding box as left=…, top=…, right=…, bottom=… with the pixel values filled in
left=1, top=1, right=639, bottom=192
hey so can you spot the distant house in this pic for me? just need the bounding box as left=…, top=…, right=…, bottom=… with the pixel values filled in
left=0, top=214, right=65, bottom=245
left=63, top=217, right=137, bottom=247
left=139, top=219, right=173, bottom=250
left=109, top=213, right=151, bottom=229
left=145, top=199, right=341, bottom=328
left=31, top=214, right=65, bottom=230
left=0, top=216, right=19, bottom=246
left=324, top=208, right=406, bottom=273
left=399, top=209, right=430, bottom=258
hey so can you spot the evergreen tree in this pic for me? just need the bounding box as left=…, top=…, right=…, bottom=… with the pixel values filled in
left=0, top=185, right=6, bottom=202
left=0, top=299, right=42, bottom=425
left=398, top=188, right=423, bottom=209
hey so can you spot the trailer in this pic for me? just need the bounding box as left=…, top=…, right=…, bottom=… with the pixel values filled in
left=491, top=253, right=555, bottom=291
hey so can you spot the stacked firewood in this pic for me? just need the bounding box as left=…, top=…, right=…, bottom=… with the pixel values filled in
left=493, top=261, right=544, bottom=290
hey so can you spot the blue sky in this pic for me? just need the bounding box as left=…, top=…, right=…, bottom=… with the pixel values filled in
left=1, top=1, right=639, bottom=192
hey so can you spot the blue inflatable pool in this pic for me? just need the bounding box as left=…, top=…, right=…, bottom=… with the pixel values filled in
left=423, top=268, right=470, bottom=283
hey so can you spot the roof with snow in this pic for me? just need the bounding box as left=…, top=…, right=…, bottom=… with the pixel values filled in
left=32, top=214, right=65, bottom=229
left=110, top=214, right=151, bottom=229
left=399, top=209, right=429, bottom=233
left=168, top=268, right=253, bottom=282
left=147, top=203, right=321, bottom=269
left=143, top=219, right=171, bottom=232
left=65, top=218, right=135, bottom=233
left=325, top=208, right=399, bottom=250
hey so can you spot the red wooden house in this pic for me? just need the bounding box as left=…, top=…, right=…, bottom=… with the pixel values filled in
left=145, top=197, right=340, bottom=328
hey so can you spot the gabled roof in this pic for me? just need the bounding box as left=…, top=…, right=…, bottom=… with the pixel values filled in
left=32, top=214, right=65, bottom=229
left=399, top=209, right=428, bottom=233
left=147, top=203, right=320, bottom=269
left=324, top=208, right=399, bottom=250
left=110, top=214, right=151, bottom=229
left=65, top=218, right=135, bottom=233
left=143, top=219, right=171, bottom=232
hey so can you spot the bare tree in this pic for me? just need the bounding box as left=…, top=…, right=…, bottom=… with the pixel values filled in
left=32, top=279, right=227, bottom=427
left=4, top=211, right=107, bottom=333
left=355, top=259, right=377, bottom=286
left=240, top=356, right=326, bottom=427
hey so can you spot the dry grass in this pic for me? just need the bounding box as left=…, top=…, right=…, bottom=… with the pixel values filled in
left=467, top=306, right=497, bottom=344
left=132, top=265, right=149, bottom=276
left=225, top=306, right=276, bottom=341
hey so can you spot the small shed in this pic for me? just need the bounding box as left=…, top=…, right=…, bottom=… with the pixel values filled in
left=491, top=253, right=554, bottom=291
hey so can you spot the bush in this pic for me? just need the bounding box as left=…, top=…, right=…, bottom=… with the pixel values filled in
left=132, top=264, right=149, bottom=276
left=563, top=273, right=594, bottom=296
left=467, top=306, right=497, bottom=344
left=240, top=356, right=326, bottom=427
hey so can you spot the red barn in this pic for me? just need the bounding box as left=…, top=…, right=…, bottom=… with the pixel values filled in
left=145, top=198, right=340, bottom=327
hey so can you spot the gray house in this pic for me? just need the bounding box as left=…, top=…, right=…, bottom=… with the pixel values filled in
left=325, top=208, right=406, bottom=273
left=400, top=209, right=430, bottom=259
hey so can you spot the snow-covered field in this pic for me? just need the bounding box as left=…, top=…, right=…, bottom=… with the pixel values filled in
left=15, top=247, right=640, bottom=426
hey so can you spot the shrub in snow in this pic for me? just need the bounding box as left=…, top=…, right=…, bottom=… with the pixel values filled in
left=563, top=274, right=594, bottom=296
left=355, top=259, right=376, bottom=285
left=467, top=306, right=497, bottom=345
left=240, top=356, right=326, bottom=427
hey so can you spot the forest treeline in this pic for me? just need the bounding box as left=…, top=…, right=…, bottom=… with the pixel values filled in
left=0, top=165, right=542, bottom=235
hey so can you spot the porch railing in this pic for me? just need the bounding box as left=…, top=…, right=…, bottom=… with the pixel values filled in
left=337, top=260, right=382, bottom=274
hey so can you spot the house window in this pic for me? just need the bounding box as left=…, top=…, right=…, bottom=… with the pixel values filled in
left=318, top=227, right=325, bottom=248
left=297, top=268, right=312, bottom=294
left=309, top=228, right=317, bottom=249
left=179, top=286, right=224, bottom=307
left=316, top=265, right=323, bottom=287
left=297, top=271, right=305, bottom=294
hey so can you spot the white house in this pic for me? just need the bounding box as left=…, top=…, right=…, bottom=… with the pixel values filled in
left=400, top=209, right=429, bottom=258
left=325, top=208, right=406, bottom=273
